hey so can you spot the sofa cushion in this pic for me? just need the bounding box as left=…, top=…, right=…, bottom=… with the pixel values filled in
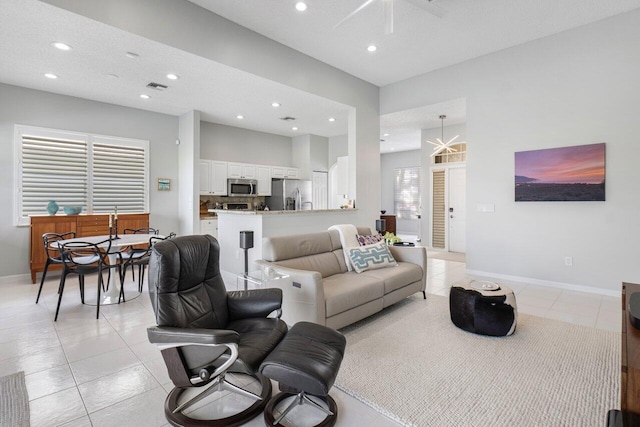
left=347, top=242, right=397, bottom=273
left=275, top=252, right=343, bottom=278
left=360, top=262, right=423, bottom=294
left=263, top=232, right=333, bottom=262
left=323, top=272, right=384, bottom=317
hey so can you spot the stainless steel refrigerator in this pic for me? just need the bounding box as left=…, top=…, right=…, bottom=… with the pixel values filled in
left=267, top=179, right=313, bottom=211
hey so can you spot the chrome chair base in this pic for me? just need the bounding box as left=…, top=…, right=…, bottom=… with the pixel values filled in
left=264, top=391, right=338, bottom=427
left=164, top=373, right=270, bottom=427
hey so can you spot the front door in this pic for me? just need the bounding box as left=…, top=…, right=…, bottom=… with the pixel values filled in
left=312, top=171, right=328, bottom=210
left=448, top=167, right=466, bottom=253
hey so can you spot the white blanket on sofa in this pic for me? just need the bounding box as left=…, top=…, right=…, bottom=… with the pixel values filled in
left=329, top=224, right=359, bottom=271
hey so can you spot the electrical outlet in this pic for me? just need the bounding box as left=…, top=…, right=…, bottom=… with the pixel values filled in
left=564, top=256, right=573, bottom=267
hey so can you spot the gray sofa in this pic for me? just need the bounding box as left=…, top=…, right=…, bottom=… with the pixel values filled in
left=258, top=227, right=427, bottom=329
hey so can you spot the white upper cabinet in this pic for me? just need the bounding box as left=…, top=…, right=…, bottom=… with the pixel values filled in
left=200, top=160, right=227, bottom=195
left=271, top=166, right=285, bottom=179
left=285, top=168, right=299, bottom=179
left=211, top=161, right=228, bottom=195
left=256, top=166, right=272, bottom=196
left=228, top=162, right=256, bottom=179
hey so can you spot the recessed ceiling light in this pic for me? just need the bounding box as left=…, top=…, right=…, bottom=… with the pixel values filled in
left=52, top=42, right=71, bottom=51
left=367, top=45, right=377, bottom=52
left=390, top=148, right=395, bottom=151
left=272, top=102, right=281, bottom=107
left=107, top=74, right=119, bottom=79
left=140, top=94, right=150, bottom=99
left=237, top=115, right=244, bottom=119
left=166, top=73, right=179, bottom=80
left=126, top=51, right=139, bottom=58
left=329, top=117, right=336, bottom=122
left=295, top=2, right=307, bottom=12
left=383, top=133, right=389, bottom=137
left=44, top=73, right=58, bottom=79
left=292, top=127, right=298, bottom=131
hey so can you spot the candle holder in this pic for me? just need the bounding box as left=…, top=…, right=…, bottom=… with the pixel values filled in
left=113, top=218, right=120, bottom=240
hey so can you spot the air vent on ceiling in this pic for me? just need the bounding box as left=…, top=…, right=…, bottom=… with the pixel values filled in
left=146, top=82, right=168, bottom=91
left=279, top=116, right=296, bottom=121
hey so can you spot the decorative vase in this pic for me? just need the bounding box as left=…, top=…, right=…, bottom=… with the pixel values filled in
left=46, top=200, right=59, bottom=215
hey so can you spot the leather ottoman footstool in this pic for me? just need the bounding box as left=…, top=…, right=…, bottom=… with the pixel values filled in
left=259, top=321, right=346, bottom=427
left=450, top=280, right=518, bottom=336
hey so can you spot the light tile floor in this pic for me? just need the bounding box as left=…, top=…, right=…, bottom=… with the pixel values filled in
left=0, top=254, right=621, bottom=427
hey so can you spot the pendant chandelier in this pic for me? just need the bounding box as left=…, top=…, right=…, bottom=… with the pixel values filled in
left=426, top=115, right=459, bottom=157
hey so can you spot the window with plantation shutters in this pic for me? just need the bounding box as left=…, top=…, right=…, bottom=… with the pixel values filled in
left=91, top=137, right=148, bottom=213
left=394, top=167, right=420, bottom=220
left=15, top=125, right=149, bottom=225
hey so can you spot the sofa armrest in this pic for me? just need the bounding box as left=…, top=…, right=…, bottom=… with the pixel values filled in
left=256, top=260, right=326, bottom=325
left=388, top=245, right=427, bottom=291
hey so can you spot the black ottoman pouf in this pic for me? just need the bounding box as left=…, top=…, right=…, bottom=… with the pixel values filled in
left=450, top=280, right=517, bottom=336
left=259, top=321, right=346, bottom=427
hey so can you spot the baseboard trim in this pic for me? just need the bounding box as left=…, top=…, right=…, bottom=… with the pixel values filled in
left=465, top=269, right=620, bottom=298
left=0, top=273, right=31, bottom=285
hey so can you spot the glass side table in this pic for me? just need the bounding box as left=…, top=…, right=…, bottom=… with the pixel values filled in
left=236, top=267, right=290, bottom=291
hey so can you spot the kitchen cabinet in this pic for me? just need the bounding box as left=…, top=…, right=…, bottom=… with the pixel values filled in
left=200, top=218, right=218, bottom=239
left=200, top=160, right=227, bottom=195
left=271, top=166, right=299, bottom=179
left=228, top=162, right=256, bottom=179
left=285, top=168, right=299, bottom=178
left=30, top=213, right=150, bottom=284
left=256, top=166, right=272, bottom=196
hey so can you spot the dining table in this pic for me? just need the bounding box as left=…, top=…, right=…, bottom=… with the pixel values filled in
left=54, top=233, right=160, bottom=305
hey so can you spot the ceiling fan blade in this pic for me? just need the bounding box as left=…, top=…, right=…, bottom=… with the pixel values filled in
left=403, top=0, right=446, bottom=18
left=334, top=0, right=378, bottom=29
left=383, top=0, right=394, bottom=35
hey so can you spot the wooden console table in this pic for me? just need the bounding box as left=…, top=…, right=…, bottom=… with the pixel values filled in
left=622, top=282, right=640, bottom=415
left=29, top=213, right=149, bottom=283
left=380, top=214, right=396, bottom=234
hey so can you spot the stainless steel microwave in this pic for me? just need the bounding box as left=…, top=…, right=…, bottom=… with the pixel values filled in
left=227, top=178, right=258, bottom=197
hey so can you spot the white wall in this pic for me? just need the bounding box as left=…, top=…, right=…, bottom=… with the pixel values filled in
left=310, top=135, right=329, bottom=173
left=328, top=134, right=348, bottom=168
left=292, top=134, right=311, bottom=179
left=200, top=121, right=293, bottom=166
left=380, top=149, right=420, bottom=234
left=178, top=111, right=200, bottom=235
left=381, top=10, right=640, bottom=293
left=0, top=83, right=179, bottom=277
left=45, top=0, right=381, bottom=232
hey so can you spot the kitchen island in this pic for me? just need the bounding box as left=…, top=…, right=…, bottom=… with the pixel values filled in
left=212, top=209, right=359, bottom=274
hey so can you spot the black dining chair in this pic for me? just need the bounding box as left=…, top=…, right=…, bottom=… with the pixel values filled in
left=120, top=227, right=159, bottom=282
left=36, top=231, right=76, bottom=304
left=119, top=232, right=176, bottom=303
left=56, top=239, right=113, bottom=321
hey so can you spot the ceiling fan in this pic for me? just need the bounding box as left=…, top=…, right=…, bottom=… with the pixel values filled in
left=334, top=0, right=446, bottom=35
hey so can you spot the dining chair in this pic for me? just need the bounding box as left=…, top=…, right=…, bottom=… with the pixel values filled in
left=120, top=227, right=159, bottom=282
left=119, top=232, right=176, bottom=303
left=55, top=239, right=113, bottom=321
left=35, top=231, right=76, bottom=304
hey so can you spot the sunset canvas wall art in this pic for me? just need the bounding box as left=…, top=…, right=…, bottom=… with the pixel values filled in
left=515, top=143, right=605, bottom=201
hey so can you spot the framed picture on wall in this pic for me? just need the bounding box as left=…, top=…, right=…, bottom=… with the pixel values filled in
left=515, top=143, right=605, bottom=202
left=157, top=178, right=171, bottom=191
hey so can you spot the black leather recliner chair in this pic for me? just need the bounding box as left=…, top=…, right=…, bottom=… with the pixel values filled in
left=146, top=234, right=288, bottom=426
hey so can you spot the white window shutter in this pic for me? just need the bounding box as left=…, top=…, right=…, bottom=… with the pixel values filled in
left=394, top=167, right=420, bottom=220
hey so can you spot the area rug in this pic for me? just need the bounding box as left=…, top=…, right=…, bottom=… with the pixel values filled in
left=0, top=371, right=30, bottom=426
left=335, top=296, right=619, bottom=427
left=427, top=250, right=466, bottom=263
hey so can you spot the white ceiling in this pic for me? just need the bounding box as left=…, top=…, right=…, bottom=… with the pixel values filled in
left=380, top=98, right=465, bottom=153
left=0, top=0, right=350, bottom=139
left=3, top=0, right=640, bottom=153
left=190, top=0, right=640, bottom=87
